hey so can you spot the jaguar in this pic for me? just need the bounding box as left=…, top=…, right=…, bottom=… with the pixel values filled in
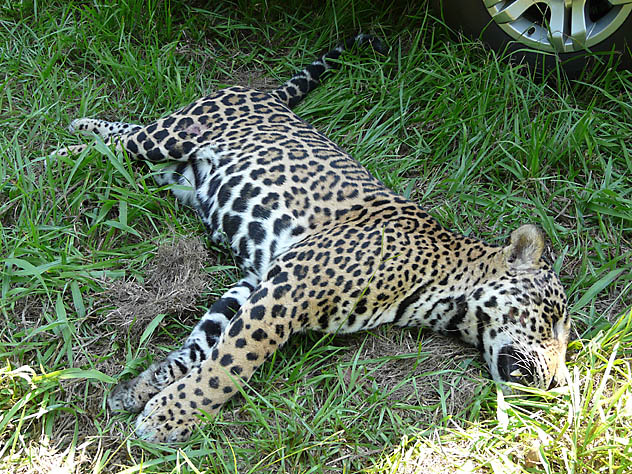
left=53, top=34, right=570, bottom=443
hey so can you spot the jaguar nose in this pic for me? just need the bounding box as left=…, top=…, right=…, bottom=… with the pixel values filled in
left=548, top=357, right=570, bottom=389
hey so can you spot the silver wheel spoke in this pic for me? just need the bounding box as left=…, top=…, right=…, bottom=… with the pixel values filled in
left=571, top=0, right=588, bottom=47
left=608, top=0, right=632, bottom=5
left=490, top=0, right=537, bottom=24
left=548, top=1, right=569, bottom=52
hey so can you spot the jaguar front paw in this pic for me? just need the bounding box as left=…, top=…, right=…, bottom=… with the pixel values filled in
left=133, top=389, right=199, bottom=443
left=107, top=362, right=163, bottom=413
left=68, top=118, right=80, bottom=134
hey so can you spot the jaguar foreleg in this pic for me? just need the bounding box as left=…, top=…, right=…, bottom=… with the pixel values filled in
left=107, top=277, right=257, bottom=413
left=132, top=278, right=298, bottom=442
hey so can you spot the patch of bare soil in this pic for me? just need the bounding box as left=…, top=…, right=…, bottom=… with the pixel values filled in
left=97, top=236, right=213, bottom=336
left=233, top=66, right=279, bottom=91
left=339, top=327, right=483, bottom=424
left=9, top=295, right=50, bottom=330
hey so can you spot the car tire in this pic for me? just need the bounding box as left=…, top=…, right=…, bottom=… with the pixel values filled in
left=430, top=0, right=632, bottom=77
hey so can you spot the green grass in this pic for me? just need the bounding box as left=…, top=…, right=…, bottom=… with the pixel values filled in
left=1, top=1, right=632, bottom=472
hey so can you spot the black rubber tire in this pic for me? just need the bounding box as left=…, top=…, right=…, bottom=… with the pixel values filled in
left=430, top=0, right=632, bottom=77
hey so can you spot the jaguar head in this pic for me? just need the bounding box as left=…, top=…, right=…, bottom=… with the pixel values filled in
left=475, top=225, right=571, bottom=390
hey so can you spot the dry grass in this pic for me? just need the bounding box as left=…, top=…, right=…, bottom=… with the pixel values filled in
left=339, top=329, right=483, bottom=422
left=98, top=236, right=213, bottom=334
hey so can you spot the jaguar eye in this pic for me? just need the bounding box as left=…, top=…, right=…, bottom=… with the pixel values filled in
left=510, top=369, right=524, bottom=378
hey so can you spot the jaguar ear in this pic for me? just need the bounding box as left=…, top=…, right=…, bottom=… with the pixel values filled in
left=504, top=224, right=545, bottom=268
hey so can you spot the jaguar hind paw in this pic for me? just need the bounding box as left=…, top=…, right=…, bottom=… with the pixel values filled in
left=49, top=144, right=88, bottom=157
left=67, top=118, right=82, bottom=134
left=133, top=383, right=200, bottom=443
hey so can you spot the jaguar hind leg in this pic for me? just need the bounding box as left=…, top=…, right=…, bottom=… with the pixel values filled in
left=53, top=100, right=214, bottom=162
left=68, top=118, right=142, bottom=139
left=51, top=118, right=143, bottom=156
left=107, top=277, right=257, bottom=413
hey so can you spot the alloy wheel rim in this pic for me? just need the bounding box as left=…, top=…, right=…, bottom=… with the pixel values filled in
left=484, top=0, right=632, bottom=53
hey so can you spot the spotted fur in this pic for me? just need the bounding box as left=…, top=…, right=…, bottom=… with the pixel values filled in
left=52, top=35, right=570, bottom=443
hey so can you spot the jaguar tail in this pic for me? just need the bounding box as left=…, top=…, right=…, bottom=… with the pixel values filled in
left=272, top=33, right=386, bottom=108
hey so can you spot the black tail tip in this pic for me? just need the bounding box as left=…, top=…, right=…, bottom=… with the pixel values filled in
left=353, top=33, right=388, bottom=56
